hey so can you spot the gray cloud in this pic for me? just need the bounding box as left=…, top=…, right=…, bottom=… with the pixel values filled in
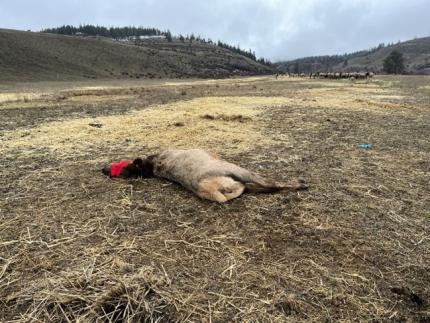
left=1, top=0, right=428, bottom=61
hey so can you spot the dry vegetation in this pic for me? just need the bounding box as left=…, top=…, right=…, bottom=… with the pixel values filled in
left=1, top=76, right=429, bottom=322
left=0, top=29, right=272, bottom=83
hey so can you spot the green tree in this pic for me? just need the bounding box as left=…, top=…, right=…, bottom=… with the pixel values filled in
left=165, top=30, right=172, bottom=42
left=383, top=50, right=405, bottom=74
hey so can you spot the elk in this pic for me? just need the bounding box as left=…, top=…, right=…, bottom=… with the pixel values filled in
left=103, top=149, right=307, bottom=203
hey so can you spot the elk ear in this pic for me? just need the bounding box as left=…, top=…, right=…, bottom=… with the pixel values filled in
left=141, top=157, right=155, bottom=178
left=133, top=158, right=144, bottom=168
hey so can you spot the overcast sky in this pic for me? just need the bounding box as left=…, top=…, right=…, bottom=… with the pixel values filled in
left=1, top=0, right=429, bottom=61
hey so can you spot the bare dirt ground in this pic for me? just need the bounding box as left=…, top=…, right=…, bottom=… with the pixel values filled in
left=1, top=75, right=429, bottom=322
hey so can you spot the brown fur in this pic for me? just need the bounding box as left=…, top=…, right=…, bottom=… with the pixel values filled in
left=145, top=149, right=307, bottom=203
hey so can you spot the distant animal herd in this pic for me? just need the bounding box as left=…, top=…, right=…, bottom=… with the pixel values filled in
left=276, top=72, right=375, bottom=79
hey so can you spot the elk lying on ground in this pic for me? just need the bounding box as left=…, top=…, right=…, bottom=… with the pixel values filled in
left=103, top=149, right=307, bottom=203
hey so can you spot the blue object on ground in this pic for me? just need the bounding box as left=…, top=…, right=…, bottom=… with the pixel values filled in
left=358, top=144, right=372, bottom=149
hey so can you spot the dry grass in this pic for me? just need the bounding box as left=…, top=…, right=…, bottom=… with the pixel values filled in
left=1, top=75, right=429, bottom=322
left=0, top=93, right=43, bottom=105
left=2, top=96, right=291, bottom=159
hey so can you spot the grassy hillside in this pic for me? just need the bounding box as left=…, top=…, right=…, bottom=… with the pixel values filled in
left=276, top=37, right=430, bottom=75
left=0, top=29, right=273, bottom=82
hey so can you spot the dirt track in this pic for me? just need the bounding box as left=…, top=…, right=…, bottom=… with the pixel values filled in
left=1, top=76, right=429, bottom=322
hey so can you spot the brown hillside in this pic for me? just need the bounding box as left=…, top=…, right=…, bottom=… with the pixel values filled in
left=276, top=36, right=430, bottom=75
left=341, top=37, right=430, bottom=74
left=0, top=28, right=273, bottom=82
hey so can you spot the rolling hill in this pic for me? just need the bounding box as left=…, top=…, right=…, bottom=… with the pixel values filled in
left=276, top=36, right=430, bottom=75
left=0, top=28, right=273, bottom=82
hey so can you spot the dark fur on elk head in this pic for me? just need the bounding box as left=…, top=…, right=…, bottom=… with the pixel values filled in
left=123, top=158, right=155, bottom=178
left=102, top=157, right=155, bottom=178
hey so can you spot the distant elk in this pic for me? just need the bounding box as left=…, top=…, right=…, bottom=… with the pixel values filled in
left=314, top=72, right=375, bottom=79
left=287, top=72, right=374, bottom=79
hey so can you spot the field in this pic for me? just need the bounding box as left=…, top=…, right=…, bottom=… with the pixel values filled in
left=1, top=75, right=429, bottom=322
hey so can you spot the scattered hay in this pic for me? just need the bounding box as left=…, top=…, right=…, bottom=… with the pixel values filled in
left=0, top=93, right=42, bottom=104
left=201, top=114, right=252, bottom=122
left=12, top=265, right=176, bottom=322
left=65, top=94, right=136, bottom=103
left=1, top=96, right=296, bottom=158
left=294, top=85, right=412, bottom=113
left=162, top=76, right=270, bottom=87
